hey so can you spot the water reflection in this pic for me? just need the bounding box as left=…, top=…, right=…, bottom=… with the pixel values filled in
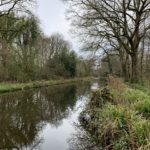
left=0, top=82, right=91, bottom=150
left=68, top=125, right=100, bottom=150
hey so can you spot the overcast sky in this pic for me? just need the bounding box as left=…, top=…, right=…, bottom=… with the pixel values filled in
left=36, top=0, right=80, bottom=53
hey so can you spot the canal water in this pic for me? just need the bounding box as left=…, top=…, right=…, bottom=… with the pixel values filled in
left=0, top=81, right=98, bottom=150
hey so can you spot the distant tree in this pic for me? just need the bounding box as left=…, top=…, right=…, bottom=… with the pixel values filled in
left=76, top=57, right=94, bottom=77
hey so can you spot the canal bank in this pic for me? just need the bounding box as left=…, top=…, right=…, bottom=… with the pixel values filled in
left=80, top=76, right=150, bottom=150
left=0, top=77, right=93, bottom=94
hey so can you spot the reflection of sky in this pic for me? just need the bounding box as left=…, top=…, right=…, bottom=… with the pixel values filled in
left=40, top=123, right=73, bottom=150
left=38, top=95, right=89, bottom=150
left=0, top=82, right=93, bottom=150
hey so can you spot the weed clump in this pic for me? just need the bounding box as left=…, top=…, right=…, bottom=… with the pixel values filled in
left=90, top=87, right=113, bottom=107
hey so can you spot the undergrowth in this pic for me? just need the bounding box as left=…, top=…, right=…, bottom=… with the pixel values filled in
left=81, top=76, right=150, bottom=150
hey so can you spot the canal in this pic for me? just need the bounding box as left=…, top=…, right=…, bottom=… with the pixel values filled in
left=0, top=81, right=98, bottom=150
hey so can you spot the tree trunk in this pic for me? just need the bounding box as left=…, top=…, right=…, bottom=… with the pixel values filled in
left=122, top=63, right=127, bottom=79
left=140, top=47, right=144, bottom=84
left=121, top=54, right=130, bottom=82
left=131, top=53, right=139, bottom=83
left=107, top=54, right=113, bottom=75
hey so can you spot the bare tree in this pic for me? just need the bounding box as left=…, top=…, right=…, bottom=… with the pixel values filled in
left=0, top=0, right=35, bottom=17
left=65, top=0, right=150, bottom=83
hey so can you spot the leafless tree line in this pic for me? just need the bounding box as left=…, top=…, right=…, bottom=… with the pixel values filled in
left=65, top=0, right=150, bottom=83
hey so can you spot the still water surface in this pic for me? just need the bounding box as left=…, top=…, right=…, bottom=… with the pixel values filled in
left=0, top=81, right=95, bottom=150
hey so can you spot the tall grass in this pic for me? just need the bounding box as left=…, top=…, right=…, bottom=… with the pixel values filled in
left=82, top=76, right=150, bottom=149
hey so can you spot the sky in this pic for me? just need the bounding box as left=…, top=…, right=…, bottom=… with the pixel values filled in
left=36, top=0, right=80, bottom=53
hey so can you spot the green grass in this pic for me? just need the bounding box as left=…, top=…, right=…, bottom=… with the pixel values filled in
left=0, top=77, right=93, bottom=94
left=81, top=79, right=150, bottom=149
left=130, top=83, right=150, bottom=94
left=111, top=87, right=150, bottom=119
left=91, top=103, right=150, bottom=149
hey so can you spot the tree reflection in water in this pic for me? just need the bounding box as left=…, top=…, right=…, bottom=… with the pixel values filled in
left=68, top=124, right=100, bottom=150
left=0, top=83, right=89, bottom=150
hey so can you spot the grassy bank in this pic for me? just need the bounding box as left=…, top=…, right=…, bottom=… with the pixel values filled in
left=0, top=77, right=93, bottom=94
left=81, top=77, right=150, bottom=150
